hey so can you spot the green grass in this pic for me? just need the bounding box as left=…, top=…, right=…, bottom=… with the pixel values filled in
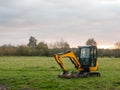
left=0, top=56, right=120, bottom=90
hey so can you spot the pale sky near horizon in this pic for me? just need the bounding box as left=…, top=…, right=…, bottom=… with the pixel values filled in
left=0, top=0, right=120, bottom=48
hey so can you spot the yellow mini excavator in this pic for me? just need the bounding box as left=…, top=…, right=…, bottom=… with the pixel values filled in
left=54, top=46, right=100, bottom=78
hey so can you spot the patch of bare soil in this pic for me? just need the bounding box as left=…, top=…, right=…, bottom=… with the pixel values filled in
left=0, top=85, right=9, bottom=90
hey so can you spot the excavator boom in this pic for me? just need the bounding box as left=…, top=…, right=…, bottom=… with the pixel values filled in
left=54, top=51, right=82, bottom=72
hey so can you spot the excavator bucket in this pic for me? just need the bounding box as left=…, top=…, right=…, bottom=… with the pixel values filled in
left=58, top=71, right=73, bottom=78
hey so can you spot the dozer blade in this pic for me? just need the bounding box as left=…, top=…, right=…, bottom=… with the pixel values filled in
left=84, top=72, right=101, bottom=78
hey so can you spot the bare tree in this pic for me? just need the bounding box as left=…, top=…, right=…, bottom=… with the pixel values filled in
left=50, top=39, right=70, bottom=51
left=86, top=38, right=97, bottom=46
left=115, top=42, right=120, bottom=49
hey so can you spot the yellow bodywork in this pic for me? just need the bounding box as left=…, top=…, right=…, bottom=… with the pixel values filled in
left=54, top=51, right=98, bottom=72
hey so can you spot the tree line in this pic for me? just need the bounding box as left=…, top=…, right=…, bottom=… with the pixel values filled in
left=71, top=38, right=120, bottom=58
left=85, top=38, right=120, bottom=57
left=0, top=37, right=120, bottom=57
left=0, top=36, right=70, bottom=56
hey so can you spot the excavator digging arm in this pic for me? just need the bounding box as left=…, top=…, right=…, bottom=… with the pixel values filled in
left=54, top=51, right=82, bottom=73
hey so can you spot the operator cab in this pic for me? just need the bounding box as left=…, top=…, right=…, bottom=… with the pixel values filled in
left=78, top=46, right=97, bottom=72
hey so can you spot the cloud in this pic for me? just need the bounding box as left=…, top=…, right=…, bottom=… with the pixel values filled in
left=0, top=0, right=120, bottom=47
left=1, top=0, right=120, bottom=25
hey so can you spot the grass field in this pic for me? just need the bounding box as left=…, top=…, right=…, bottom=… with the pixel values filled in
left=0, top=56, right=120, bottom=90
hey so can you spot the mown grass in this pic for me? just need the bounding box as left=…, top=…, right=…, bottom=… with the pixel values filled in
left=0, top=56, right=120, bottom=90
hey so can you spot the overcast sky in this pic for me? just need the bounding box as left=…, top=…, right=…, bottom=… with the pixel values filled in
left=0, top=0, right=120, bottom=48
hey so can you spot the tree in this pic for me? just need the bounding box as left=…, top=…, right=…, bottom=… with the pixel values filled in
left=28, top=36, right=37, bottom=48
left=0, top=45, right=16, bottom=56
left=16, top=45, right=30, bottom=56
left=53, top=39, right=70, bottom=51
left=36, top=42, right=49, bottom=56
left=86, top=38, right=97, bottom=46
left=115, top=42, right=120, bottom=49
left=48, top=39, right=70, bottom=56
left=37, top=42, right=48, bottom=49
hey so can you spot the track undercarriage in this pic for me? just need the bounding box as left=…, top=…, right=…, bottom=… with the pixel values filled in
left=58, top=71, right=100, bottom=78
